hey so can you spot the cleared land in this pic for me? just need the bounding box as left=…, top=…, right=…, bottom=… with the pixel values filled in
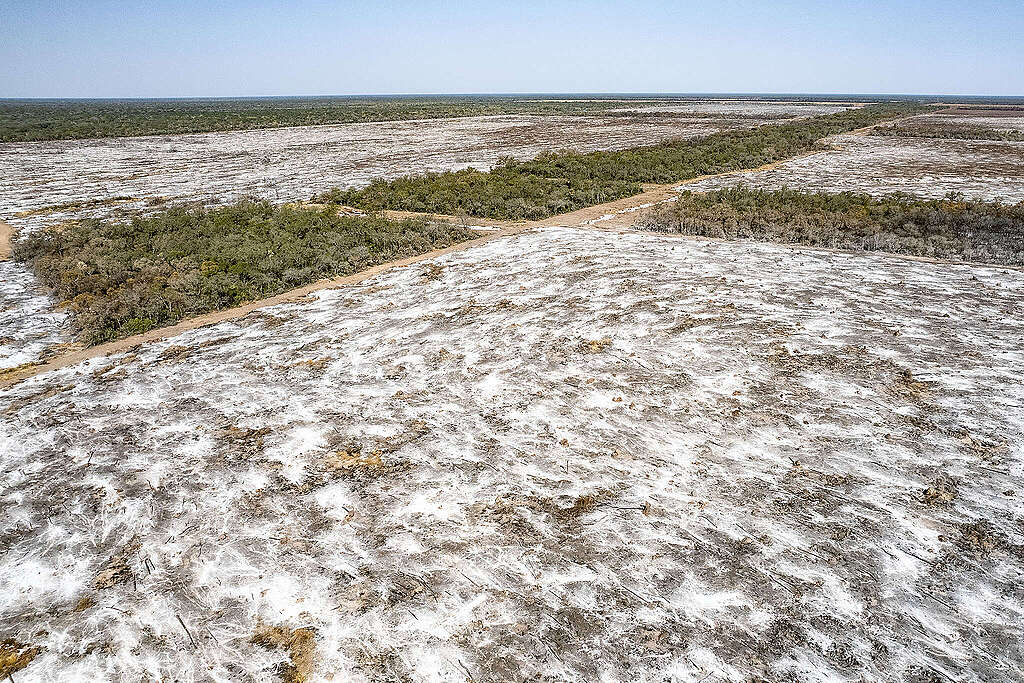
left=322, top=103, right=925, bottom=219
left=684, top=110, right=1024, bottom=202
left=0, top=103, right=857, bottom=234
left=0, top=101, right=869, bottom=369
left=0, top=103, right=807, bottom=369
left=1, top=228, right=1021, bottom=682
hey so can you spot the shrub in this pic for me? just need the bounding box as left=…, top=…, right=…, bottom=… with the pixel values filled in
left=316, top=103, right=931, bottom=220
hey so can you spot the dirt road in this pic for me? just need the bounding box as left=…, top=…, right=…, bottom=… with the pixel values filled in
left=0, top=220, right=13, bottom=260
left=0, top=112, right=927, bottom=388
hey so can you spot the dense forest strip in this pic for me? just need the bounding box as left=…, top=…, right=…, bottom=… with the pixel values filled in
left=871, top=122, right=1024, bottom=142
left=13, top=202, right=478, bottom=345
left=317, top=102, right=931, bottom=220
left=0, top=96, right=649, bottom=142
left=636, top=187, right=1024, bottom=265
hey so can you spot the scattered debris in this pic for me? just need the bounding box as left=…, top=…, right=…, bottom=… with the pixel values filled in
left=577, top=337, right=612, bottom=353
left=422, top=263, right=446, bottom=281
left=923, top=475, right=959, bottom=506
left=94, top=541, right=140, bottom=589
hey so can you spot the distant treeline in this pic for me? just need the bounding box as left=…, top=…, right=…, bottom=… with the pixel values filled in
left=1, top=95, right=949, bottom=143
left=316, top=102, right=930, bottom=220
left=636, top=187, right=1024, bottom=265
left=0, top=96, right=635, bottom=142
left=14, top=201, right=477, bottom=344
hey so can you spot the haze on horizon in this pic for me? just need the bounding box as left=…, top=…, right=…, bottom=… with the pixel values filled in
left=1, top=0, right=1022, bottom=99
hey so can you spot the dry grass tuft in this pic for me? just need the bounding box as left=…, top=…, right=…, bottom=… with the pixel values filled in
left=325, top=447, right=404, bottom=477
left=290, top=357, right=331, bottom=371
left=94, top=541, right=139, bottom=589
left=421, top=263, right=446, bottom=281
left=0, top=639, right=43, bottom=678
left=73, top=596, right=96, bottom=612
left=578, top=337, right=612, bottom=353
left=251, top=625, right=316, bottom=683
left=923, top=476, right=958, bottom=506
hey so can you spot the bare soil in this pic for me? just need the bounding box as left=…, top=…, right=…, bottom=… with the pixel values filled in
left=0, top=220, right=12, bottom=260
left=2, top=228, right=1021, bottom=682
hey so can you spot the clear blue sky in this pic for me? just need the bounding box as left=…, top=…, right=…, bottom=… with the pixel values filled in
left=1, top=0, right=1021, bottom=98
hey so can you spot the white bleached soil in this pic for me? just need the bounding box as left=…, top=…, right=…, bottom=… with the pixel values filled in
left=0, top=260, right=69, bottom=369
left=0, top=105, right=821, bottom=369
left=683, top=133, right=1024, bottom=202
left=2, top=228, right=1022, bottom=682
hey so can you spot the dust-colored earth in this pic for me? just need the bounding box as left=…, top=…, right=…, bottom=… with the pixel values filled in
left=684, top=111, right=1024, bottom=201
left=0, top=220, right=12, bottom=260
left=0, top=101, right=859, bottom=372
left=2, top=227, right=1022, bottom=682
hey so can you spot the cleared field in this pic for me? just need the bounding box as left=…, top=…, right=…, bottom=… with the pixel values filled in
left=0, top=259, right=66, bottom=369
left=2, top=228, right=1021, bottom=682
left=684, top=109, right=1024, bottom=202
left=684, top=133, right=1024, bottom=201
left=887, top=111, right=1024, bottom=135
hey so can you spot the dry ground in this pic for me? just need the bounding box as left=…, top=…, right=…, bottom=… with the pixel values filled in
left=2, top=228, right=1022, bottom=682
left=684, top=111, right=1024, bottom=201
left=0, top=102, right=853, bottom=234
left=0, top=101, right=855, bottom=371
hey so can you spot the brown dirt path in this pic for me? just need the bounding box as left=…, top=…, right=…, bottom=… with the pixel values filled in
left=0, top=220, right=13, bottom=260
left=0, top=111, right=927, bottom=388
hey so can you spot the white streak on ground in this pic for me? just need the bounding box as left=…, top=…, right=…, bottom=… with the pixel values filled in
left=0, top=260, right=68, bottom=369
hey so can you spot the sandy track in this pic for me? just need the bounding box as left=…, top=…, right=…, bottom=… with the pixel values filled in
left=0, top=220, right=12, bottom=260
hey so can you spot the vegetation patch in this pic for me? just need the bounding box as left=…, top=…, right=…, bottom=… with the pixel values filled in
left=315, top=103, right=929, bottom=220
left=0, top=96, right=635, bottom=142
left=251, top=625, right=316, bottom=683
left=14, top=201, right=477, bottom=345
left=0, top=639, right=43, bottom=678
left=637, top=187, right=1024, bottom=265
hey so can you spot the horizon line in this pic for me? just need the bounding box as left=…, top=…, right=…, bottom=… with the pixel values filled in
left=3, top=91, right=1024, bottom=102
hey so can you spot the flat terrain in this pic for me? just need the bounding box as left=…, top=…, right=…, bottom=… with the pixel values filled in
left=685, top=110, right=1024, bottom=201
left=0, top=100, right=856, bottom=370
left=684, top=134, right=1024, bottom=201
left=2, top=228, right=1022, bottom=682
left=0, top=103, right=853, bottom=233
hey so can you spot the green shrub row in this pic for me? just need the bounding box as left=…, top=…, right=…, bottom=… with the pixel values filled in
left=318, top=103, right=931, bottom=220
left=0, top=97, right=631, bottom=142
left=14, top=201, right=477, bottom=344
left=871, top=122, right=1024, bottom=142
left=636, top=187, right=1024, bottom=265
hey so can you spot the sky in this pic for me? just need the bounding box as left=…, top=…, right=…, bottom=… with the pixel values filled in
left=1, top=0, right=1022, bottom=98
